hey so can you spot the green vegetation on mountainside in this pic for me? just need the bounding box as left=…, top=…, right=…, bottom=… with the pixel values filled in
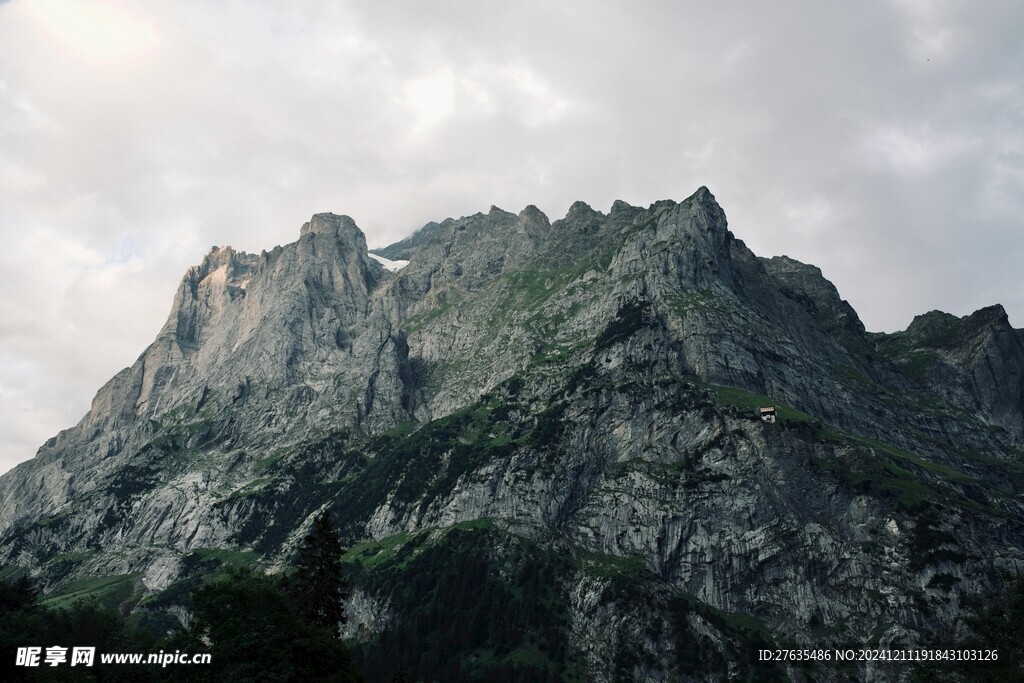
left=344, top=525, right=790, bottom=682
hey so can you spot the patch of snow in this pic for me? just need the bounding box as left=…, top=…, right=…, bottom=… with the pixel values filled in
left=368, top=253, right=410, bottom=272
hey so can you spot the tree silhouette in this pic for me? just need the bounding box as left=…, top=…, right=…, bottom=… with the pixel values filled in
left=289, top=509, right=348, bottom=637
left=180, top=566, right=361, bottom=682
left=958, top=571, right=1024, bottom=682
left=0, top=574, right=37, bottom=613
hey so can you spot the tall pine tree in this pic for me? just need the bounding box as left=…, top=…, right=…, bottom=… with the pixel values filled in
left=181, top=566, right=362, bottom=682
left=289, top=509, right=348, bottom=638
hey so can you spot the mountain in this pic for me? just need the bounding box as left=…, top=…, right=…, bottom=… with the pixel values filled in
left=2, top=187, right=1023, bottom=681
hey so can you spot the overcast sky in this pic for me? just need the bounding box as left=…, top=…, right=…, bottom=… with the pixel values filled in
left=1, top=0, right=1022, bottom=475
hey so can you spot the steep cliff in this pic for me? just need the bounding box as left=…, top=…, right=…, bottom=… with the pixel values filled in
left=1, top=188, right=1022, bottom=681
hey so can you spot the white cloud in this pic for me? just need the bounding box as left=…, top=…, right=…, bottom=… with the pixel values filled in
left=501, top=65, right=568, bottom=126
left=784, top=196, right=839, bottom=238
left=402, top=69, right=458, bottom=135
left=0, top=160, right=44, bottom=194
left=862, top=125, right=978, bottom=175
left=21, top=0, right=160, bottom=67
left=890, top=0, right=960, bottom=62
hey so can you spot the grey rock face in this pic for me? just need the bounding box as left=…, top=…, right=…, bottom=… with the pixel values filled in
left=761, top=254, right=867, bottom=343
left=874, top=304, right=1024, bottom=437
left=0, top=214, right=414, bottom=563
left=1, top=188, right=1022, bottom=681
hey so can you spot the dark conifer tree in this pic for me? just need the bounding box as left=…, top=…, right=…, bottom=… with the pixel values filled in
left=289, top=509, right=348, bottom=637
left=958, top=571, right=1024, bottom=681
left=0, top=574, right=37, bottom=613
left=181, top=566, right=361, bottom=682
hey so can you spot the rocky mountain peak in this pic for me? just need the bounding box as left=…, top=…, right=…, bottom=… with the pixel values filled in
left=646, top=198, right=677, bottom=215
left=903, top=309, right=963, bottom=344
left=189, top=245, right=257, bottom=287
left=900, top=305, right=1013, bottom=351
left=605, top=200, right=641, bottom=223
left=964, top=303, right=1010, bottom=328
left=614, top=185, right=735, bottom=289
left=517, top=204, right=550, bottom=226
left=761, top=254, right=867, bottom=344
left=690, top=184, right=714, bottom=202
left=681, top=185, right=727, bottom=230
left=203, top=244, right=233, bottom=262
left=565, top=200, right=601, bottom=219
left=876, top=304, right=1024, bottom=436
left=300, top=212, right=361, bottom=239
left=763, top=254, right=822, bottom=277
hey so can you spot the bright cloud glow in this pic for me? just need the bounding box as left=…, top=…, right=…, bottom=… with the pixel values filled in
left=22, top=0, right=159, bottom=66
left=502, top=65, right=568, bottom=126
left=403, top=69, right=457, bottom=134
